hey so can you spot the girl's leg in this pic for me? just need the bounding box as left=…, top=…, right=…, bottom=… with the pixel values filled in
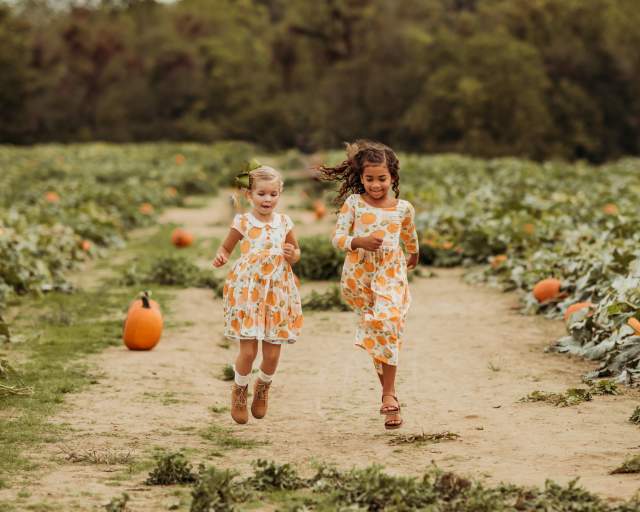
left=251, top=341, right=282, bottom=419
left=235, top=339, right=258, bottom=377
left=231, top=339, right=258, bottom=425
left=381, top=362, right=402, bottom=428
left=260, top=341, right=282, bottom=376
left=374, top=359, right=384, bottom=386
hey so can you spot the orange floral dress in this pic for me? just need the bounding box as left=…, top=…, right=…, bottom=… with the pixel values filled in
left=332, top=194, right=419, bottom=371
left=223, top=212, right=303, bottom=344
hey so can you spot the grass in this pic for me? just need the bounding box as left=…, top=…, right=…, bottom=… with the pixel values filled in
left=519, top=387, right=592, bottom=407
left=58, top=446, right=134, bottom=466
left=220, top=364, right=235, bottom=382
left=387, top=431, right=460, bottom=446
left=200, top=424, right=267, bottom=450
left=630, top=406, right=640, bottom=424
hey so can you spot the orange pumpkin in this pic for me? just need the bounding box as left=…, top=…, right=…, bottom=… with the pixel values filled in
left=313, top=200, right=327, bottom=220
left=171, top=228, right=194, bottom=248
left=123, top=292, right=163, bottom=350
left=523, top=223, right=535, bottom=235
left=603, top=203, right=618, bottom=215
left=490, top=254, right=508, bottom=269
left=628, top=318, right=640, bottom=335
left=564, top=302, right=593, bottom=322
left=44, top=191, right=60, bottom=203
left=165, top=186, right=178, bottom=198
left=80, top=240, right=92, bottom=252
left=139, top=203, right=154, bottom=215
left=532, top=278, right=561, bottom=303
left=175, top=154, right=186, bottom=165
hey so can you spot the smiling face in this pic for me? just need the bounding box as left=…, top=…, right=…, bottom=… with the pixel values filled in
left=361, top=162, right=393, bottom=200
left=247, top=178, right=281, bottom=217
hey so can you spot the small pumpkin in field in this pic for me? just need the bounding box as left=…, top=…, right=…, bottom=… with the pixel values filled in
left=490, top=254, right=508, bottom=269
left=628, top=318, right=640, bottom=336
left=123, top=291, right=163, bottom=350
left=171, top=228, right=194, bottom=248
left=139, top=203, right=154, bottom=215
left=602, top=203, right=619, bottom=215
left=522, top=223, right=535, bottom=235
left=313, top=200, right=327, bottom=220
left=564, top=301, right=593, bottom=322
left=44, top=191, right=60, bottom=203
left=533, top=278, right=561, bottom=303
left=80, top=239, right=92, bottom=252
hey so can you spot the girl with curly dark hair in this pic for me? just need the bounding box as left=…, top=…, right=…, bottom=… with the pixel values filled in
left=317, top=140, right=419, bottom=430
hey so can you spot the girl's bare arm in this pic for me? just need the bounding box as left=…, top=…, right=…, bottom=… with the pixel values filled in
left=212, top=228, right=243, bottom=267
left=283, top=229, right=301, bottom=265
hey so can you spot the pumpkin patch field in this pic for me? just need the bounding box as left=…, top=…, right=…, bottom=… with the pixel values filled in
left=3, top=146, right=640, bottom=511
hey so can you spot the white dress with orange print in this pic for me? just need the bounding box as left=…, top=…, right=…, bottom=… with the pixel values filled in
left=223, top=212, right=303, bottom=344
left=332, top=194, right=419, bottom=368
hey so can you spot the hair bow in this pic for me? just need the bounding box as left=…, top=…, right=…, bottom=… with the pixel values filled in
left=235, top=159, right=262, bottom=189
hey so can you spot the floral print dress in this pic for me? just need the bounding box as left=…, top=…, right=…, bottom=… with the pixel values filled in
left=332, top=194, right=419, bottom=371
left=223, top=212, right=303, bottom=344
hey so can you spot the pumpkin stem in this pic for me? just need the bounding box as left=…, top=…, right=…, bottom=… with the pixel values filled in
left=141, top=290, right=151, bottom=309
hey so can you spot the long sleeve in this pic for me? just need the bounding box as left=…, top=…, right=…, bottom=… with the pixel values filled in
left=400, top=202, right=419, bottom=254
left=332, top=195, right=355, bottom=252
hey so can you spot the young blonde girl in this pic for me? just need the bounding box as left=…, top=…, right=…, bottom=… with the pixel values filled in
left=213, top=165, right=303, bottom=424
left=318, top=141, right=419, bottom=430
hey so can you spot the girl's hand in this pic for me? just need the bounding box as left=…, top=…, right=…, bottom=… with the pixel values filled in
left=283, top=243, right=298, bottom=264
left=212, top=247, right=230, bottom=268
left=406, top=252, right=419, bottom=270
left=353, top=235, right=384, bottom=252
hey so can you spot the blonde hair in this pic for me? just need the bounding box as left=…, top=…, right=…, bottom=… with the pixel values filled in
left=248, top=165, right=284, bottom=191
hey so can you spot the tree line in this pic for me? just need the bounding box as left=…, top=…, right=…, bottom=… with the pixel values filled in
left=1, top=0, right=639, bottom=161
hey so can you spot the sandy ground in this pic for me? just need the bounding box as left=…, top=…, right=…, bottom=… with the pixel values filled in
left=3, top=188, right=640, bottom=510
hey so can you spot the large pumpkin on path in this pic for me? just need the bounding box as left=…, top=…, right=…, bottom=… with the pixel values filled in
left=533, top=278, right=561, bottom=303
left=123, top=291, right=163, bottom=350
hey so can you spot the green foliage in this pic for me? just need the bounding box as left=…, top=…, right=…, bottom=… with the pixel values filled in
left=248, top=460, right=305, bottom=491
left=630, top=406, right=640, bottom=425
left=220, top=364, right=234, bottom=382
left=0, top=143, right=248, bottom=317
left=396, top=154, right=640, bottom=384
left=388, top=431, right=460, bottom=446
left=104, top=492, right=129, bottom=512
left=190, top=466, right=247, bottom=512
left=519, top=388, right=592, bottom=407
left=121, top=255, right=222, bottom=293
left=145, top=452, right=197, bottom=486
left=588, top=379, right=620, bottom=396
left=294, top=237, right=343, bottom=281
left=301, top=285, right=349, bottom=311
left=3, top=1, right=640, bottom=160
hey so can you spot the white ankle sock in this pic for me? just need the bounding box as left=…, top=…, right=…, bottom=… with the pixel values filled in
left=258, top=369, right=274, bottom=383
left=234, top=366, right=251, bottom=387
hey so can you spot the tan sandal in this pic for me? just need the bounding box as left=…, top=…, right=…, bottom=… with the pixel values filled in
left=251, top=379, right=271, bottom=419
left=231, top=384, right=249, bottom=424
left=385, top=413, right=403, bottom=430
left=380, top=394, right=401, bottom=415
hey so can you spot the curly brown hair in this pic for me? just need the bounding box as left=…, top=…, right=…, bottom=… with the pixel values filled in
left=316, top=140, right=400, bottom=207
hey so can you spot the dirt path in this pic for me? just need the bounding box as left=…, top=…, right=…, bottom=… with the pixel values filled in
left=3, top=188, right=640, bottom=510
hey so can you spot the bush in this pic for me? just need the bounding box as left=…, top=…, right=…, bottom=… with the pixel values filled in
left=294, top=237, right=343, bottom=281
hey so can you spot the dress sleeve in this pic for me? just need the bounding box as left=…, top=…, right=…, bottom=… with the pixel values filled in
left=400, top=202, right=419, bottom=254
left=332, top=195, right=355, bottom=252
left=283, top=214, right=294, bottom=234
left=231, top=214, right=246, bottom=237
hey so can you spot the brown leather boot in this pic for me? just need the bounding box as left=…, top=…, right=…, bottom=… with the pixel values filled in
left=251, top=379, right=271, bottom=419
left=230, top=384, right=249, bottom=424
